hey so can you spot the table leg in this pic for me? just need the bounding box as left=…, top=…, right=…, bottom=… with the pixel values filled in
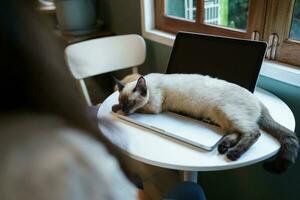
left=183, top=171, right=198, bottom=183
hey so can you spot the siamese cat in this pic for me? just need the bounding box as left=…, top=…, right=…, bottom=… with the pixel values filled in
left=112, top=73, right=299, bottom=173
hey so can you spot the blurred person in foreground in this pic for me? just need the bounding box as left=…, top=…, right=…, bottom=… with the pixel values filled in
left=0, top=1, right=137, bottom=199
left=0, top=1, right=206, bottom=200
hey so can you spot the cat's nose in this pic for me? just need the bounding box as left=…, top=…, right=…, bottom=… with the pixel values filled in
left=121, top=104, right=130, bottom=114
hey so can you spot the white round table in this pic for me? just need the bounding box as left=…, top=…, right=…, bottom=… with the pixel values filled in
left=97, top=87, right=295, bottom=182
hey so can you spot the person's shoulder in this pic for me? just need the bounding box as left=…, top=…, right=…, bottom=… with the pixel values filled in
left=0, top=113, right=136, bottom=200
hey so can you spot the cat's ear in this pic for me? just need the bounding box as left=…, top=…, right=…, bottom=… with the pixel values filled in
left=134, top=76, right=147, bottom=96
left=112, top=76, right=125, bottom=91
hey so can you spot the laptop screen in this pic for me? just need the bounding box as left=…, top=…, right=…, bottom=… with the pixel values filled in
left=166, top=32, right=267, bottom=92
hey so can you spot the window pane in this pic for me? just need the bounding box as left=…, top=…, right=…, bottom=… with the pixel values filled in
left=165, top=0, right=197, bottom=21
left=290, top=0, right=300, bottom=41
left=204, top=0, right=248, bottom=30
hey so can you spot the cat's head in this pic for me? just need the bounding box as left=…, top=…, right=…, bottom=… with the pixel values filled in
left=114, top=76, right=149, bottom=114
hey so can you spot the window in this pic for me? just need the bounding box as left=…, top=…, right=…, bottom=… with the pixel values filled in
left=204, top=0, right=220, bottom=26
left=203, top=0, right=249, bottom=30
left=154, top=0, right=300, bottom=67
left=165, top=0, right=196, bottom=20
left=38, top=0, right=55, bottom=11
left=155, top=0, right=266, bottom=39
left=289, top=0, right=300, bottom=40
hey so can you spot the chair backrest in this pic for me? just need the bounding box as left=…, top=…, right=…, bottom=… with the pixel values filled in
left=65, top=34, right=146, bottom=79
left=64, top=34, right=146, bottom=105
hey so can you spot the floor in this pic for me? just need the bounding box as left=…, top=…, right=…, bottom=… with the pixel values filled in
left=128, top=157, right=181, bottom=200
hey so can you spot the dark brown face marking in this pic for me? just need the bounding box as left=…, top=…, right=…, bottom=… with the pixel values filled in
left=119, top=95, right=136, bottom=114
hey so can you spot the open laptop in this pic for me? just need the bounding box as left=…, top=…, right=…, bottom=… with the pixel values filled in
left=166, top=32, right=267, bottom=92
left=112, top=32, right=267, bottom=151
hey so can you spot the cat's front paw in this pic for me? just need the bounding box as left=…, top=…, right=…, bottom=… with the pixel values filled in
left=226, top=150, right=241, bottom=161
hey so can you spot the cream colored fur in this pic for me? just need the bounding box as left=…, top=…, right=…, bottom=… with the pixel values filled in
left=121, top=73, right=261, bottom=133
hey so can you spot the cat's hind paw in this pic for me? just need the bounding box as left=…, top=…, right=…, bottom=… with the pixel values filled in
left=218, top=133, right=240, bottom=154
left=226, top=150, right=241, bottom=161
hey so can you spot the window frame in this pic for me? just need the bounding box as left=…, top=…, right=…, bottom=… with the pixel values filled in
left=153, top=0, right=300, bottom=67
left=140, top=0, right=300, bottom=86
left=154, top=0, right=267, bottom=39
left=263, top=0, right=300, bottom=67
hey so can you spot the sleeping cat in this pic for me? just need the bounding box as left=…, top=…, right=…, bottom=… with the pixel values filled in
left=112, top=73, right=299, bottom=173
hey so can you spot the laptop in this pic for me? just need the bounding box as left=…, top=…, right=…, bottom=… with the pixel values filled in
left=112, top=32, right=267, bottom=151
left=166, top=32, right=267, bottom=92
left=112, top=111, right=225, bottom=151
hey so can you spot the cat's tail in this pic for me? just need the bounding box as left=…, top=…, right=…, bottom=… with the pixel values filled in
left=258, top=104, right=299, bottom=174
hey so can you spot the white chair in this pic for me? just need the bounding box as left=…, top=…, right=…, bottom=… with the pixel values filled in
left=65, top=34, right=146, bottom=105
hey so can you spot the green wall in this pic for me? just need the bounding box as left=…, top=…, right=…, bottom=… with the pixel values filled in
left=99, top=0, right=300, bottom=199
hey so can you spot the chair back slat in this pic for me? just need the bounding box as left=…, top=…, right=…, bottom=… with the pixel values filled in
left=65, top=34, right=146, bottom=79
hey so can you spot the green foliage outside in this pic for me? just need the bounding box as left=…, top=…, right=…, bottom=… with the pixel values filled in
left=219, top=0, right=228, bottom=27
left=227, top=0, right=248, bottom=30
left=165, top=0, right=249, bottom=30
left=206, top=0, right=248, bottom=30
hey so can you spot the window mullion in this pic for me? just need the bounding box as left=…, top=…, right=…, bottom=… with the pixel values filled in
left=196, top=0, right=204, bottom=24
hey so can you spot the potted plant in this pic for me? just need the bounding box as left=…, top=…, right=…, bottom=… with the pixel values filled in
left=54, top=0, right=100, bottom=35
